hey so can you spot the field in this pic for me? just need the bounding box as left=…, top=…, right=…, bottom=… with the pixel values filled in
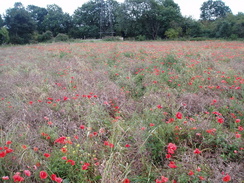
left=0, top=41, right=243, bottom=183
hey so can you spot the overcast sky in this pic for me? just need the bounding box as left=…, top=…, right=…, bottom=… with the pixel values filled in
left=0, top=0, right=243, bottom=20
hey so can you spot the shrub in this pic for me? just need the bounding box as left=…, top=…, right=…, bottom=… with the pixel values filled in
left=136, top=35, right=146, bottom=41
left=0, top=27, right=10, bottom=44
left=38, top=31, right=54, bottom=42
left=165, top=28, right=179, bottom=39
left=55, top=33, right=69, bottom=42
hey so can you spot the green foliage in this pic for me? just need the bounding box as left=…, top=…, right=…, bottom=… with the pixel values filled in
left=38, top=30, right=53, bottom=42
left=0, top=27, right=10, bottom=44
left=0, top=15, right=3, bottom=27
left=42, top=4, right=72, bottom=37
left=55, top=33, right=69, bottom=42
left=136, top=35, right=146, bottom=41
left=27, top=5, right=48, bottom=33
left=4, top=2, right=35, bottom=44
left=165, top=28, right=179, bottom=39
left=200, top=0, right=232, bottom=21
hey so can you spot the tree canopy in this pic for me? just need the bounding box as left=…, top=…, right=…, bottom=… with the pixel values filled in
left=0, top=0, right=243, bottom=44
left=200, top=0, right=232, bottom=21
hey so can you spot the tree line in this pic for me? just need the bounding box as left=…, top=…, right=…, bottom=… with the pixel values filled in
left=0, top=0, right=243, bottom=44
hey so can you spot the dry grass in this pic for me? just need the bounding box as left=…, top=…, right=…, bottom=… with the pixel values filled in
left=0, top=41, right=243, bottom=182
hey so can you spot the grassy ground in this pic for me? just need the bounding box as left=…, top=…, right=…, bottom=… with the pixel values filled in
left=0, top=41, right=243, bottom=183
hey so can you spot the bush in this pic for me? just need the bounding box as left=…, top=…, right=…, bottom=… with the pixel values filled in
left=136, top=35, right=146, bottom=41
left=55, top=33, right=69, bottom=42
left=165, top=28, right=179, bottom=39
left=0, top=27, right=10, bottom=44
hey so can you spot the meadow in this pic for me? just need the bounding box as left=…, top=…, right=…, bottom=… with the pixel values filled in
left=0, top=40, right=243, bottom=183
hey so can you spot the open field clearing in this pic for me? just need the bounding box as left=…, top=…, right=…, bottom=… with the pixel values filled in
left=0, top=41, right=243, bottom=183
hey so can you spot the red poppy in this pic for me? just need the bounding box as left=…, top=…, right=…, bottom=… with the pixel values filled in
left=176, top=112, right=183, bottom=119
left=13, top=173, right=24, bottom=182
left=122, top=178, right=130, bottom=183
left=39, top=171, right=48, bottom=179
left=44, top=153, right=50, bottom=158
left=193, top=148, right=202, bottom=154
left=24, top=170, right=31, bottom=177
left=2, top=176, right=9, bottom=180
left=222, top=174, right=231, bottom=182
left=168, top=161, right=177, bottom=168
left=188, top=171, right=194, bottom=176
left=0, top=151, right=6, bottom=158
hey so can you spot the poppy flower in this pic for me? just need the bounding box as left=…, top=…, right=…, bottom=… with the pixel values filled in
left=2, top=176, right=9, bottom=180
left=13, top=173, right=24, bottom=182
left=44, top=153, right=50, bottom=158
left=39, top=171, right=48, bottom=179
left=176, top=112, right=183, bottom=119
left=0, top=151, right=6, bottom=158
left=222, top=174, right=231, bottom=182
left=188, top=171, right=194, bottom=176
left=122, top=178, right=130, bottom=183
left=24, top=170, right=31, bottom=177
left=193, top=148, right=202, bottom=154
left=168, top=161, right=177, bottom=168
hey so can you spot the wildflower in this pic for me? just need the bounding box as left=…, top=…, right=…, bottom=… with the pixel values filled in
left=188, top=171, right=194, bottom=176
left=6, top=141, right=12, bottom=145
left=238, top=126, right=243, bottom=131
left=125, top=144, right=130, bottom=147
left=193, top=148, right=202, bottom=154
left=54, top=136, right=67, bottom=144
left=66, top=159, right=75, bottom=166
left=165, top=154, right=171, bottom=159
left=51, top=174, right=57, bottom=181
left=235, top=119, right=241, bottom=123
left=23, top=170, right=31, bottom=177
left=2, top=176, right=9, bottom=180
left=44, top=153, right=50, bottom=158
left=222, top=174, right=231, bottom=182
left=176, top=112, right=183, bottom=119
left=167, top=143, right=177, bottom=154
left=122, top=178, right=130, bottom=183
left=157, top=105, right=163, bottom=109
left=217, top=117, right=224, bottom=124
left=199, top=176, right=205, bottom=180
left=13, top=173, right=24, bottom=182
left=80, top=125, right=86, bottom=129
left=235, top=133, right=241, bottom=138
left=82, top=163, right=90, bottom=170
left=39, top=171, right=48, bottom=179
left=161, top=176, right=169, bottom=182
left=55, top=177, right=63, bottom=183
left=0, top=151, right=6, bottom=158
left=168, top=161, right=177, bottom=168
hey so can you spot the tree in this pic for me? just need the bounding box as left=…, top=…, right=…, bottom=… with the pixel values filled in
left=181, top=16, right=203, bottom=37
left=200, top=0, right=232, bottom=21
left=0, top=15, right=3, bottom=27
left=0, top=27, right=10, bottom=44
left=4, top=2, right=35, bottom=44
left=27, top=5, right=48, bottom=33
left=119, top=0, right=182, bottom=39
left=42, top=4, right=72, bottom=36
left=73, top=0, right=102, bottom=38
